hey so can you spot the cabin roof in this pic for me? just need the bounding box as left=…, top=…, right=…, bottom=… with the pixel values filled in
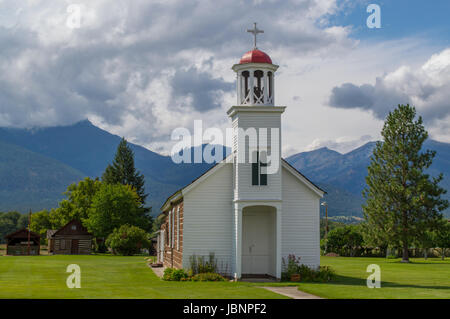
left=46, top=229, right=57, bottom=238
left=5, top=228, right=40, bottom=239
left=52, top=219, right=92, bottom=237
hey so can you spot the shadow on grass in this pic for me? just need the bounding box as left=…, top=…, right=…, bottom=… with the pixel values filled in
left=309, top=274, right=450, bottom=290
left=390, top=261, right=449, bottom=265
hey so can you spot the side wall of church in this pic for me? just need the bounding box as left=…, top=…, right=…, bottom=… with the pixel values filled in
left=281, top=166, right=321, bottom=268
left=182, top=163, right=234, bottom=276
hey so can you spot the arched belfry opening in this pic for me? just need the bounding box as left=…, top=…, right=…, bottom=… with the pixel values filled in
left=267, top=71, right=273, bottom=98
left=235, top=64, right=277, bottom=106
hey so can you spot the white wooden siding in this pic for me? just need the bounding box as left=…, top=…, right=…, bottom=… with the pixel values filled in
left=182, top=163, right=234, bottom=274
left=281, top=166, right=321, bottom=268
left=231, top=112, right=282, bottom=201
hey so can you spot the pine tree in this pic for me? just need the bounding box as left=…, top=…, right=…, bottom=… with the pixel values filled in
left=102, top=138, right=148, bottom=205
left=363, top=104, right=448, bottom=262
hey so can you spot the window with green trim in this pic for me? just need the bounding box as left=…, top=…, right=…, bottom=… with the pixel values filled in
left=251, top=151, right=268, bottom=186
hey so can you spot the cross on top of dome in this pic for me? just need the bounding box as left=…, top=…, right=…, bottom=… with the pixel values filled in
left=247, top=22, right=264, bottom=50
left=239, top=23, right=272, bottom=64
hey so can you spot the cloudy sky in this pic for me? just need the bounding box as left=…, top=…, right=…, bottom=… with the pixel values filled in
left=0, top=0, right=449, bottom=155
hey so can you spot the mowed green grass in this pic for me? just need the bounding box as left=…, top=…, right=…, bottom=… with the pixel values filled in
left=0, top=255, right=288, bottom=299
left=1, top=254, right=448, bottom=299
left=296, top=257, right=450, bottom=299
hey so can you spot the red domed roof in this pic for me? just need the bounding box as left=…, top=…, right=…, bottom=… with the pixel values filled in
left=239, top=49, right=272, bottom=64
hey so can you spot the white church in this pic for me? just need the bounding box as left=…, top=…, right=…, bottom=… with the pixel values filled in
left=156, top=25, right=325, bottom=280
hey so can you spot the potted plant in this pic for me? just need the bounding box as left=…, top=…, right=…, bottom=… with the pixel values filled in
left=290, top=274, right=301, bottom=282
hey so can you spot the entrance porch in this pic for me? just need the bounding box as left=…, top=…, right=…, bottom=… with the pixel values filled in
left=232, top=201, right=282, bottom=280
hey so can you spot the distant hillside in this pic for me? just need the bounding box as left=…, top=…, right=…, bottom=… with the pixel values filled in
left=287, top=140, right=450, bottom=217
left=288, top=142, right=377, bottom=196
left=0, top=140, right=85, bottom=212
left=0, top=121, right=222, bottom=213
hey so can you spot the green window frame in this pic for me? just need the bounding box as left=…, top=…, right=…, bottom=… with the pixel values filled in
left=251, top=151, right=268, bottom=186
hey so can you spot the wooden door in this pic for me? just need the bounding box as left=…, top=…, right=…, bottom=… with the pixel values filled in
left=242, top=212, right=271, bottom=275
left=71, top=239, right=79, bottom=254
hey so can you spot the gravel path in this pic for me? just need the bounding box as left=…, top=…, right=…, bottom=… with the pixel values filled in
left=261, top=286, right=322, bottom=299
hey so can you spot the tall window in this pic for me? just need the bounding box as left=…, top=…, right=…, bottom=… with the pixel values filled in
left=254, top=70, right=264, bottom=101
left=168, top=211, right=171, bottom=247
left=242, top=71, right=249, bottom=102
left=252, top=150, right=268, bottom=186
left=268, top=72, right=273, bottom=98
left=171, top=208, right=175, bottom=248
left=176, top=207, right=180, bottom=251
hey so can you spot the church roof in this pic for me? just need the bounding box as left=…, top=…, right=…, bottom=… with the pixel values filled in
left=239, top=49, right=272, bottom=64
left=159, top=157, right=326, bottom=213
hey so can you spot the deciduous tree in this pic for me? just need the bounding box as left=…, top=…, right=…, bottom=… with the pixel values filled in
left=434, top=219, right=450, bottom=260
left=83, top=183, right=148, bottom=238
left=29, top=210, right=52, bottom=244
left=106, top=224, right=150, bottom=256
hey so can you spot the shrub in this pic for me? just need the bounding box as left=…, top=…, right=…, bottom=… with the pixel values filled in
left=93, top=238, right=107, bottom=253
left=281, top=254, right=302, bottom=281
left=310, top=266, right=335, bottom=282
left=191, top=272, right=226, bottom=282
left=281, top=254, right=335, bottom=282
left=189, top=253, right=218, bottom=275
left=326, top=225, right=364, bottom=256
left=163, top=268, right=189, bottom=281
left=105, top=224, right=150, bottom=256
left=162, top=268, right=224, bottom=281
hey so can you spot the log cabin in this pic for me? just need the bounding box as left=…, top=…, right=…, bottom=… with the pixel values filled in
left=5, top=229, right=40, bottom=255
left=49, top=220, right=93, bottom=255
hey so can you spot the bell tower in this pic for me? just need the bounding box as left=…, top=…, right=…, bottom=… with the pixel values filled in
left=233, top=23, right=277, bottom=106
left=228, top=23, right=286, bottom=280
left=227, top=23, right=285, bottom=201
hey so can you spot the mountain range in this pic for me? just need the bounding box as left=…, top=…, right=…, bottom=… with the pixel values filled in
left=287, top=140, right=450, bottom=217
left=0, top=120, right=215, bottom=213
left=0, top=120, right=448, bottom=217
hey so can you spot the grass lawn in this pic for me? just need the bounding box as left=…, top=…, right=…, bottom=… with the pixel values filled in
left=1, top=254, right=448, bottom=299
left=296, top=256, right=450, bottom=299
left=0, top=255, right=288, bottom=299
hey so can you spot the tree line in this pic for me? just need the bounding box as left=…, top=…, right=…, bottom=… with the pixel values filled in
left=1, top=138, right=156, bottom=254
left=0, top=212, right=28, bottom=244
left=321, top=220, right=450, bottom=259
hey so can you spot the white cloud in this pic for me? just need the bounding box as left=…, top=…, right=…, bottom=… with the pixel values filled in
left=329, top=48, right=450, bottom=139
left=0, top=0, right=448, bottom=156
left=0, top=0, right=357, bottom=153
